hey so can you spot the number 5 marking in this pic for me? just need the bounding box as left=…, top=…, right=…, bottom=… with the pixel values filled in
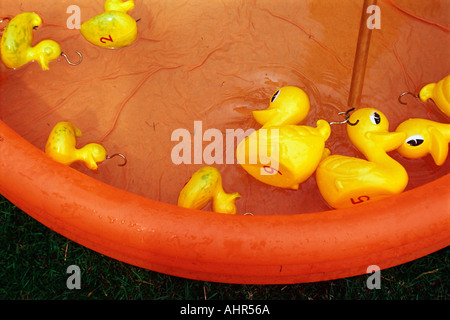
left=350, top=195, right=370, bottom=205
left=100, top=35, right=113, bottom=43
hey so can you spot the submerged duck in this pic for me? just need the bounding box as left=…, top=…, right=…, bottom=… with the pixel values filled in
left=418, top=75, right=450, bottom=117
left=236, top=86, right=331, bottom=189
left=316, top=108, right=408, bottom=209
left=80, top=0, right=137, bottom=49
left=178, top=166, right=241, bottom=214
left=0, top=12, right=61, bottom=70
left=395, top=118, right=450, bottom=166
left=45, top=122, right=107, bottom=170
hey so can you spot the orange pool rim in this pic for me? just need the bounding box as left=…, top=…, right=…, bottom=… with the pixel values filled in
left=0, top=118, right=448, bottom=284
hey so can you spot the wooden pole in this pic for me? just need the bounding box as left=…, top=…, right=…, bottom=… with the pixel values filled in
left=348, top=0, right=377, bottom=108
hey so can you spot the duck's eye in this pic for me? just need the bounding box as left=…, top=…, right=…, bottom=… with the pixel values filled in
left=271, top=90, right=281, bottom=103
left=370, top=111, right=381, bottom=125
left=406, top=135, right=424, bottom=147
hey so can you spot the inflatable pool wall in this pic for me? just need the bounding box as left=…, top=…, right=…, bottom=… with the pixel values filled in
left=0, top=0, right=448, bottom=284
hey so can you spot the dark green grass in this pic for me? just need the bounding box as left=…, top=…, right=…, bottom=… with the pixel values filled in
left=0, top=195, right=448, bottom=300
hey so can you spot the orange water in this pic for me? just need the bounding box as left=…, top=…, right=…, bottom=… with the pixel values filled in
left=1, top=0, right=449, bottom=214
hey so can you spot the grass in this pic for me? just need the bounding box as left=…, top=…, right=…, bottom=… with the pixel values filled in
left=0, top=195, right=448, bottom=300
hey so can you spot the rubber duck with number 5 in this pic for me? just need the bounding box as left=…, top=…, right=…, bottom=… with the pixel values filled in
left=316, top=108, right=408, bottom=209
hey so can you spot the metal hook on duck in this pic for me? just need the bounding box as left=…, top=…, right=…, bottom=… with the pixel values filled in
left=398, top=91, right=419, bottom=105
left=329, top=108, right=359, bottom=126
left=398, top=75, right=450, bottom=117
left=45, top=122, right=127, bottom=170
left=60, top=51, right=83, bottom=66
left=105, top=153, right=128, bottom=166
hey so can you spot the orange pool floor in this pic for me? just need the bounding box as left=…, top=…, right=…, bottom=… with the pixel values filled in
left=1, top=0, right=449, bottom=215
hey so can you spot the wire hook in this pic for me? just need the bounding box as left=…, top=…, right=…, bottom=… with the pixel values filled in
left=398, top=91, right=419, bottom=105
left=106, top=153, right=127, bottom=166
left=60, top=51, right=83, bottom=66
left=329, top=111, right=350, bottom=125
left=329, top=107, right=359, bottom=126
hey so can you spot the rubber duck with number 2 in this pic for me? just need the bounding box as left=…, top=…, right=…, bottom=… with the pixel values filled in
left=80, top=0, right=138, bottom=49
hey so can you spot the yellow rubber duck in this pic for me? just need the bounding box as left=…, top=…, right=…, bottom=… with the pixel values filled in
left=418, top=75, right=450, bottom=117
left=45, top=122, right=107, bottom=170
left=178, top=166, right=241, bottom=214
left=316, top=108, right=408, bottom=209
left=236, top=86, right=331, bottom=189
left=395, top=118, right=450, bottom=166
left=80, top=0, right=137, bottom=49
left=399, top=75, right=450, bottom=117
left=0, top=12, right=61, bottom=70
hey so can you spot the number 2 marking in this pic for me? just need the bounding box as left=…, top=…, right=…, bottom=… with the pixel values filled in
left=350, top=195, right=370, bottom=205
left=100, top=35, right=113, bottom=43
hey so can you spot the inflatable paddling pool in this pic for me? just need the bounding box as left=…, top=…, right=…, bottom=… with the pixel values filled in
left=0, top=0, right=449, bottom=284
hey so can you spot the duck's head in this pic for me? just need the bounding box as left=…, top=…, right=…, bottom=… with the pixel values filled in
left=346, top=108, right=406, bottom=155
left=395, top=119, right=449, bottom=166
left=253, top=86, right=310, bottom=128
left=80, top=143, right=107, bottom=170
left=32, top=40, right=62, bottom=70
left=104, top=0, right=135, bottom=13
left=419, top=75, right=450, bottom=117
left=87, top=143, right=107, bottom=162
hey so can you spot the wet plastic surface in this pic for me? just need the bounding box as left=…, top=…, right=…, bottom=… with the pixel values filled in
left=1, top=0, right=449, bottom=215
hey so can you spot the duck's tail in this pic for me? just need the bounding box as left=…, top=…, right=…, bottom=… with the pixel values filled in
left=212, top=187, right=241, bottom=214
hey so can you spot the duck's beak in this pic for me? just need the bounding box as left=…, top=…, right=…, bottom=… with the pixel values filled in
left=428, top=126, right=448, bottom=166
left=38, top=55, right=50, bottom=71
left=252, top=108, right=278, bottom=128
left=366, top=131, right=406, bottom=152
